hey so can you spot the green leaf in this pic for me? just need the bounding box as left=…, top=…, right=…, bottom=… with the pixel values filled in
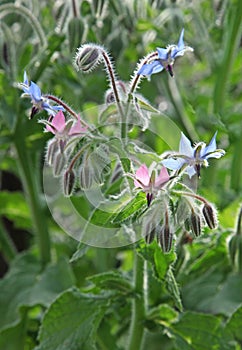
left=135, top=96, right=160, bottom=113
left=137, top=241, right=176, bottom=280
left=0, top=191, right=31, bottom=229
left=165, top=268, right=183, bottom=312
left=0, top=318, right=26, bottom=350
left=87, top=271, right=133, bottom=294
left=147, top=304, right=178, bottom=324
left=226, top=305, right=242, bottom=342
left=99, top=103, right=118, bottom=124
left=0, top=253, right=75, bottom=331
left=70, top=243, right=89, bottom=263
left=36, top=288, right=107, bottom=350
left=112, top=192, right=147, bottom=224
left=171, top=312, right=234, bottom=350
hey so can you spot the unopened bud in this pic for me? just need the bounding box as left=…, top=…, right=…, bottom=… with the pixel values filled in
left=145, top=227, right=156, bottom=244
left=63, top=169, right=76, bottom=196
left=190, top=211, right=202, bottom=237
left=46, top=138, right=59, bottom=166
left=79, top=164, right=94, bottom=189
left=202, top=203, right=217, bottom=229
left=105, top=80, right=127, bottom=104
left=158, top=224, right=173, bottom=253
left=142, top=220, right=157, bottom=244
left=74, top=44, right=101, bottom=73
left=53, top=152, right=66, bottom=177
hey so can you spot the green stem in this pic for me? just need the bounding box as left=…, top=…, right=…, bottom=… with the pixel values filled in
left=231, top=136, right=242, bottom=192
left=14, top=119, right=51, bottom=267
left=236, top=206, right=242, bottom=236
left=213, top=0, right=242, bottom=114
left=127, top=251, right=145, bottom=350
left=0, top=218, right=17, bottom=262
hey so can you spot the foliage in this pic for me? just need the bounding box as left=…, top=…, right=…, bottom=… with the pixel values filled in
left=0, top=0, right=241, bottom=349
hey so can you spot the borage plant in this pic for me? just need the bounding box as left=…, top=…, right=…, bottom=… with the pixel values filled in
left=18, top=29, right=225, bottom=349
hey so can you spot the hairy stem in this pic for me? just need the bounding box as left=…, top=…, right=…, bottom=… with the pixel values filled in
left=127, top=251, right=145, bottom=350
left=44, top=94, right=89, bottom=128
left=100, top=50, right=128, bottom=140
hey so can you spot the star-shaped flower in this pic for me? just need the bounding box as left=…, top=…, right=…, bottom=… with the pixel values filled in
left=19, top=72, right=64, bottom=118
left=134, top=164, right=170, bottom=206
left=162, top=132, right=225, bottom=178
left=44, top=111, right=87, bottom=137
left=138, top=29, right=193, bottom=79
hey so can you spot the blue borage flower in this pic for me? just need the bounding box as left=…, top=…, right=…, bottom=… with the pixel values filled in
left=19, top=72, right=65, bottom=118
left=138, top=29, right=193, bottom=79
left=162, top=132, right=225, bottom=178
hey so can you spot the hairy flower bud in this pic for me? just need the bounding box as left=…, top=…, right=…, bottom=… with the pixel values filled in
left=45, top=138, right=59, bottom=166
left=202, top=203, right=217, bottom=229
left=105, top=80, right=127, bottom=104
left=190, top=211, right=202, bottom=237
left=63, top=168, right=76, bottom=196
left=158, top=224, right=173, bottom=253
left=53, top=152, right=66, bottom=177
left=79, top=164, right=94, bottom=189
left=145, top=227, right=156, bottom=244
left=74, top=44, right=101, bottom=73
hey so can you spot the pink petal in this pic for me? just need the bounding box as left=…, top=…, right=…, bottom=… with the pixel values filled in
left=69, top=115, right=87, bottom=136
left=51, top=111, right=66, bottom=133
left=45, top=116, right=56, bottom=134
left=155, top=166, right=170, bottom=188
left=134, top=164, right=150, bottom=188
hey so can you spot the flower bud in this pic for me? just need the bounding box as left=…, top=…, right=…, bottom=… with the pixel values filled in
left=142, top=219, right=157, bottom=244
left=158, top=224, right=173, bottom=253
left=68, top=17, right=85, bottom=53
left=53, top=152, right=66, bottom=177
left=79, top=164, right=94, bottom=189
left=190, top=211, right=202, bottom=237
left=74, top=44, right=101, bottom=73
left=63, top=168, right=76, bottom=196
left=145, top=227, right=156, bottom=244
left=202, top=203, right=217, bottom=229
left=45, top=138, right=59, bottom=166
left=105, top=80, right=126, bottom=104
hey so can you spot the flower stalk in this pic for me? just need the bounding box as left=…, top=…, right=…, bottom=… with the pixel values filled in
left=127, top=251, right=145, bottom=350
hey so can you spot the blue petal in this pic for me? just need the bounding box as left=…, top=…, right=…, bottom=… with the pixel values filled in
left=157, top=48, right=168, bottom=60
left=201, top=131, right=217, bottom=157
left=162, top=158, right=185, bottom=170
left=185, top=165, right=197, bottom=178
left=177, top=28, right=185, bottom=51
left=179, top=132, right=194, bottom=157
left=52, top=105, right=65, bottom=111
left=29, top=82, right=42, bottom=102
left=171, top=28, right=185, bottom=58
left=205, top=150, right=225, bottom=159
left=23, top=71, right=29, bottom=85
left=138, top=61, right=164, bottom=76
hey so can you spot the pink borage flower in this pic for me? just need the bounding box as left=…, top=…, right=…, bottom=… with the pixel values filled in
left=42, top=111, right=87, bottom=137
left=134, top=164, right=170, bottom=206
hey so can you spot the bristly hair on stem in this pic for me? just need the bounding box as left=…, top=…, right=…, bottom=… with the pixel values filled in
left=128, top=51, right=158, bottom=101
left=74, top=43, right=125, bottom=122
